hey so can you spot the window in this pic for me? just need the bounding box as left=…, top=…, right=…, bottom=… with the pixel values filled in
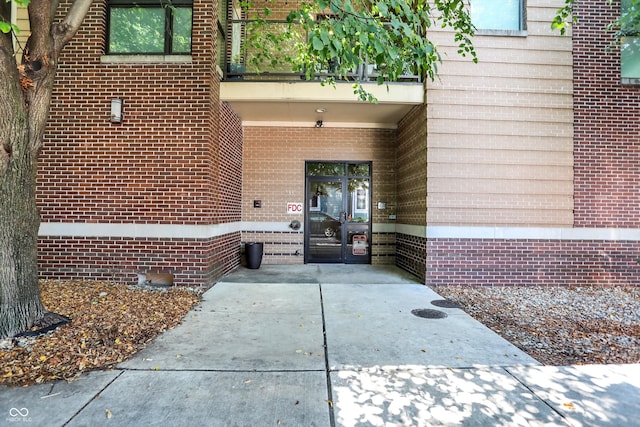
left=621, top=0, right=640, bottom=79
left=107, top=0, right=193, bottom=54
left=622, top=38, right=640, bottom=78
left=217, top=0, right=229, bottom=71
left=471, top=0, right=524, bottom=31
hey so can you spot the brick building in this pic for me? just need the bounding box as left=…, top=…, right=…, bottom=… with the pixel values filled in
left=11, top=0, right=640, bottom=287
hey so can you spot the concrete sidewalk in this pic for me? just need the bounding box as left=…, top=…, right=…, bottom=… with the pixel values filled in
left=2, top=265, right=639, bottom=426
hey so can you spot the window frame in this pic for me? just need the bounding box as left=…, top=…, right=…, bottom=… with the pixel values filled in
left=471, top=0, right=526, bottom=34
left=106, top=0, right=194, bottom=55
left=621, top=0, right=640, bottom=83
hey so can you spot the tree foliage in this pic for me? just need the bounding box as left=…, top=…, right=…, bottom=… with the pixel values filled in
left=553, top=0, right=640, bottom=36
left=241, top=0, right=476, bottom=101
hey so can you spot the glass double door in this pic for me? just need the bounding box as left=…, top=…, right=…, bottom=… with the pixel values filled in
left=305, top=162, right=371, bottom=264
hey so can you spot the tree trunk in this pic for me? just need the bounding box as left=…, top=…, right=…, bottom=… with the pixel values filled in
left=0, top=0, right=94, bottom=339
left=0, top=4, right=50, bottom=339
left=0, top=130, right=45, bottom=338
left=0, top=22, right=46, bottom=339
left=0, top=16, right=45, bottom=338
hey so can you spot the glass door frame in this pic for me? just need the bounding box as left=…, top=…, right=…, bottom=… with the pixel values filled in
left=304, top=161, right=372, bottom=264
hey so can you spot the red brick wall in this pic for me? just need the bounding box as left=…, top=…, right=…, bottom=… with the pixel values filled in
left=41, top=0, right=217, bottom=225
left=37, top=0, right=243, bottom=286
left=38, top=234, right=240, bottom=286
left=573, top=0, right=640, bottom=227
left=427, top=239, right=640, bottom=287
left=217, top=102, right=243, bottom=222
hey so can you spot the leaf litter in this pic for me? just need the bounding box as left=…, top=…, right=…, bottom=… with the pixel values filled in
left=1, top=280, right=200, bottom=386
left=432, top=285, right=640, bottom=365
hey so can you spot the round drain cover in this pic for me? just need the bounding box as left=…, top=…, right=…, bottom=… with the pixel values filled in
left=431, top=299, right=462, bottom=309
left=411, top=308, right=448, bottom=319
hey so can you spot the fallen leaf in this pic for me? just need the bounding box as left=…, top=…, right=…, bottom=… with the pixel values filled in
left=106, top=409, right=112, bottom=419
left=1, top=280, right=199, bottom=387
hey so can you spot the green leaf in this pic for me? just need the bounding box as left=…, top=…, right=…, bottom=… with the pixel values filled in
left=0, top=21, right=12, bottom=34
left=320, top=29, right=331, bottom=46
left=332, top=38, right=342, bottom=53
left=377, top=2, right=389, bottom=16
left=312, top=36, right=325, bottom=52
left=387, top=46, right=398, bottom=61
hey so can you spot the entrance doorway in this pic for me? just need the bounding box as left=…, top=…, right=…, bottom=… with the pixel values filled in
left=305, top=161, right=371, bottom=264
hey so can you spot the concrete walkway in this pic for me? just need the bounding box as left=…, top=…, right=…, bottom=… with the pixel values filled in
left=2, top=265, right=639, bottom=426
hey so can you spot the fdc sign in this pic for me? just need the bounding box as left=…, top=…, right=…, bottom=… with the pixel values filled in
left=287, top=202, right=303, bottom=214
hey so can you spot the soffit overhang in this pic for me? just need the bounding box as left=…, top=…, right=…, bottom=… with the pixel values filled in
left=220, top=81, right=424, bottom=129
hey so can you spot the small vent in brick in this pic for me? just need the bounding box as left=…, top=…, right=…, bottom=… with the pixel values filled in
left=411, top=308, right=448, bottom=319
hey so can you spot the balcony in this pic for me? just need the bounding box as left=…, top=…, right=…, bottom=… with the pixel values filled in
left=220, top=19, right=424, bottom=128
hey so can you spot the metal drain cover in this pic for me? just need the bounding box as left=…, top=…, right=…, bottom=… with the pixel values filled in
left=411, top=308, right=448, bottom=319
left=430, top=299, right=462, bottom=309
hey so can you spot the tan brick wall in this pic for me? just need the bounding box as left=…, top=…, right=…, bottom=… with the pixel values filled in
left=13, top=5, right=30, bottom=54
left=242, top=126, right=396, bottom=264
left=424, top=0, right=574, bottom=227
left=397, top=105, right=427, bottom=227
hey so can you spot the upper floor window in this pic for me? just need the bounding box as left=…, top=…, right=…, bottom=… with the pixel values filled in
left=107, top=0, right=193, bottom=54
left=621, top=38, right=640, bottom=79
left=621, top=0, right=640, bottom=80
left=471, top=0, right=524, bottom=31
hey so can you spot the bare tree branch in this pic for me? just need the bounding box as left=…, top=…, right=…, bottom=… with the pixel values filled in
left=55, top=0, right=93, bottom=48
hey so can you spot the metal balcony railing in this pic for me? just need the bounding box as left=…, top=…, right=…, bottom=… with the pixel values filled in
left=224, top=19, right=421, bottom=83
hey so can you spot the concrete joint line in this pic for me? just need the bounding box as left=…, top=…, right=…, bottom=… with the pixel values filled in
left=122, top=367, right=325, bottom=373
left=319, top=283, right=336, bottom=427
left=63, top=370, right=125, bottom=427
left=503, top=367, right=572, bottom=426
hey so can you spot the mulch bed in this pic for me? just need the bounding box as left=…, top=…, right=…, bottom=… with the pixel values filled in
left=1, top=280, right=200, bottom=386
left=432, top=285, right=640, bottom=365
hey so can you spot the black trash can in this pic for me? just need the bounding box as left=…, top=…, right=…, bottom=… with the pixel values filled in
left=245, top=242, right=264, bottom=269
